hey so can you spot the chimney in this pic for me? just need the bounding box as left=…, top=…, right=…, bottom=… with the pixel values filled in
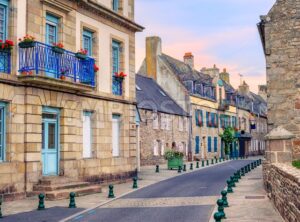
left=238, top=81, right=250, bottom=94
left=146, top=36, right=162, bottom=80
left=258, top=85, right=267, bottom=101
left=183, top=52, right=194, bottom=68
left=219, top=68, right=230, bottom=84
left=201, top=64, right=219, bottom=78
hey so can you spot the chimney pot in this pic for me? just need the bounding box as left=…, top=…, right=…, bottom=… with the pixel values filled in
left=183, top=52, right=194, bottom=68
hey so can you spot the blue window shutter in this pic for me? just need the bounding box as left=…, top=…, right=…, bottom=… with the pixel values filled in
left=112, top=40, right=120, bottom=75
left=206, top=112, right=209, bottom=127
left=0, top=102, right=6, bottom=161
left=212, top=113, right=215, bottom=128
left=195, top=136, right=200, bottom=154
left=200, top=110, right=203, bottom=126
left=46, top=13, right=59, bottom=45
left=83, top=30, right=93, bottom=56
left=0, top=1, right=8, bottom=41
left=195, top=110, right=199, bottom=127
left=208, top=137, right=211, bottom=152
left=214, top=137, right=218, bottom=152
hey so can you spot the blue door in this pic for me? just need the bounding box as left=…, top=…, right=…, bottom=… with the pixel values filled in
left=195, top=136, right=200, bottom=154
left=45, top=14, right=59, bottom=78
left=42, top=110, right=59, bottom=175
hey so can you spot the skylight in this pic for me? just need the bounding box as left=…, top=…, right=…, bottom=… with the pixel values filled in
left=159, top=90, right=166, bottom=96
left=136, top=85, right=141, bottom=91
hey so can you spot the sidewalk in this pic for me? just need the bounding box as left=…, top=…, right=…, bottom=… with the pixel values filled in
left=210, top=165, right=284, bottom=222
left=1, top=159, right=228, bottom=218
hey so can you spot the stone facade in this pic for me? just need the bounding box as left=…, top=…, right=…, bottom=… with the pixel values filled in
left=139, top=110, right=189, bottom=166
left=259, top=0, right=300, bottom=160
left=0, top=0, right=143, bottom=200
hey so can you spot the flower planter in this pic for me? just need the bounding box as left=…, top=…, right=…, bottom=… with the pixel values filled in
left=19, top=41, right=35, bottom=48
left=167, top=157, right=183, bottom=170
left=113, top=76, right=124, bottom=82
left=60, top=75, right=66, bottom=80
left=75, top=53, right=87, bottom=60
left=52, top=46, right=65, bottom=54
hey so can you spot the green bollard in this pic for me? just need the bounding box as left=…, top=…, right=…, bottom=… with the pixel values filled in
left=211, top=159, right=214, bottom=165
left=108, top=184, right=115, bottom=198
left=196, top=161, right=199, bottom=168
left=132, top=177, right=138, bottom=189
left=190, top=163, right=193, bottom=170
left=227, top=180, right=233, bottom=193
left=230, top=176, right=236, bottom=187
left=69, top=192, right=77, bottom=208
left=221, top=190, right=229, bottom=207
left=202, top=160, right=205, bottom=167
left=0, top=197, right=2, bottom=218
left=251, top=162, right=254, bottom=170
left=241, top=168, right=245, bottom=176
left=155, top=165, right=159, bottom=173
left=248, top=164, right=251, bottom=172
left=183, top=164, right=186, bottom=172
left=245, top=166, right=249, bottom=173
left=178, top=165, right=182, bottom=173
left=37, top=193, right=45, bottom=210
left=214, top=212, right=222, bottom=222
left=219, top=158, right=222, bottom=163
left=217, top=199, right=226, bottom=219
left=234, top=172, right=239, bottom=183
left=216, top=158, right=218, bottom=163
left=206, top=160, right=209, bottom=166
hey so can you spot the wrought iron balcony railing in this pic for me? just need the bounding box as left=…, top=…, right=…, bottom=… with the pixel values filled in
left=18, top=41, right=95, bottom=87
left=0, top=50, right=11, bottom=74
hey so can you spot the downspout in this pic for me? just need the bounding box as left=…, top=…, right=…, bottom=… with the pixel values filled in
left=187, top=93, right=192, bottom=161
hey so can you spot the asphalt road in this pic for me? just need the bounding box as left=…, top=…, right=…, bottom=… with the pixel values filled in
left=67, top=160, right=253, bottom=222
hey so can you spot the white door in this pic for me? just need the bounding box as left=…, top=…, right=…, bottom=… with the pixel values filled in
left=112, top=115, right=120, bottom=157
left=83, top=112, right=92, bottom=158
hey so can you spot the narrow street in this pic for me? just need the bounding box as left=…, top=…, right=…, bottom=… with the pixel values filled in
left=66, top=160, right=253, bottom=222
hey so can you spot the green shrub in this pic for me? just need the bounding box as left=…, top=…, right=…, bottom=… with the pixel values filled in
left=292, top=160, right=300, bottom=169
left=164, top=150, right=184, bottom=160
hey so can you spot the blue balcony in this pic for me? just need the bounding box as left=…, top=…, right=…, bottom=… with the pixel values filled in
left=0, top=50, right=11, bottom=74
left=18, top=41, right=95, bottom=91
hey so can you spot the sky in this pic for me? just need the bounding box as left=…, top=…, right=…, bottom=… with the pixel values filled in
left=135, top=0, right=276, bottom=93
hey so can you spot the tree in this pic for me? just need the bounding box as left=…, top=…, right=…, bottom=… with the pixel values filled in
left=219, top=127, right=237, bottom=156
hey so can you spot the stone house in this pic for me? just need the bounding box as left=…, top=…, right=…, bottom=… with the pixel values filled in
left=258, top=0, right=300, bottom=221
left=138, top=36, right=265, bottom=160
left=0, top=0, right=143, bottom=200
left=136, top=74, right=189, bottom=166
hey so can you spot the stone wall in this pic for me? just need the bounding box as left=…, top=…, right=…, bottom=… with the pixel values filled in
left=139, top=109, right=189, bottom=166
left=262, top=0, right=300, bottom=159
left=263, top=163, right=300, bottom=222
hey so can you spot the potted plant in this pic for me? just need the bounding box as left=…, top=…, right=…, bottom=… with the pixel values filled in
left=18, top=35, right=35, bottom=48
left=0, top=39, right=14, bottom=52
left=114, top=72, right=127, bottom=81
left=60, top=68, right=68, bottom=80
left=164, top=150, right=184, bottom=170
left=75, top=49, right=88, bottom=59
left=219, top=127, right=237, bottom=158
left=52, top=42, right=65, bottom=54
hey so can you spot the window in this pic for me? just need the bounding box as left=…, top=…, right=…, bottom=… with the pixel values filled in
left=208, top=137, right=212, bottom=153
left=185, top=117, right=189, bottom=132
left=0, top=0, right=8, bottom=41
left=83, top=30, right=93, bottom=56
left=153, top=140, right=159, bottom=156
left=0, top=102, right=6, bottom=161
left=46, top=14, right=59, bottom=45
left=82, top=111, right=92, bottom=158
left=166, top=115, right=172, bottom=131
left=112, top=0, right=119, bottom=12
left=178, top=116, right=183, bottom=131
left=214, top=137, right=218, bottom=152
left=153, top=112, right=159, bottom=129
left=195, top=110, right=203, bottom=127
left=195, top=136, right=200, bottom=154
left=112, top=114, right=121, bottom=157
left=112, top=40, right=122, bottom=95
left=160, top=114, right=166, bottom=130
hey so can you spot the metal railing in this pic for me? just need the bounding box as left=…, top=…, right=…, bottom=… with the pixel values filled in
left=18, top=41, right=95, bottom=87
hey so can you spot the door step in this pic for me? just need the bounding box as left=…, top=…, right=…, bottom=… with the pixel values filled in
left=32, top=177, right=102, bottom=200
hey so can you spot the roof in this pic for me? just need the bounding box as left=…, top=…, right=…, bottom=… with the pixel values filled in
left=136, top=74, right=189, bottom=117
left=237, top=91, right=267, bottom=117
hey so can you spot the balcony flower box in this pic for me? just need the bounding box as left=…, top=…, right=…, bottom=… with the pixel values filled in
left=114, top=72, right=127, bottom=82
left=52, top=43, right=65, bottom=54
left=19, top=41, right=35, bottom=48
left=76, top=49, right=88, bottom=60
left=164, top=150, right=184, bottom=170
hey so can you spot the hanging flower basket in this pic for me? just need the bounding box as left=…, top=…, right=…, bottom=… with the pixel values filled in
left=0, top=40, right=14, bottom=52
left=52, top=43, right=65, bottom=54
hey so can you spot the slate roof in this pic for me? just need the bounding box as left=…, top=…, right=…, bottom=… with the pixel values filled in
left=160, top=54, right=212, bottom=85
left=237, top=91, right=267, bottom=117
left=136, top=74, right=189, bottom=117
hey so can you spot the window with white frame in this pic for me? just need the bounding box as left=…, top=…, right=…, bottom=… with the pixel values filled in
left=112, top=114, right=121, bottom=157
left=153, top=140, right=159, bottom=156
left=178, top=117, right=184, bottom=132
left=0, top=102, right=6, bottom=162
left=160, top=114, right=167, bottom=130
left=0, top=0, right=8, bottom=41
left=82, top=111, right=93, bottom=158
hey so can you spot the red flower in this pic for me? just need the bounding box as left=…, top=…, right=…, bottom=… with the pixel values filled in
left=77, top=48, right=88, bottom=55
left=94, top=64, right=99, bottom=72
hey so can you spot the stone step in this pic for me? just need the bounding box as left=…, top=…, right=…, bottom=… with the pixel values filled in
left=32, top=184, right=102, bottom=201
left=33, top=181, right=90, bottom=192
left=38, top=177, right=76, bottom=186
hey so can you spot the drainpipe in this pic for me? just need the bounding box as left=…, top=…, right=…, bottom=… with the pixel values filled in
left=187, top=94, right=192, bottom=162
